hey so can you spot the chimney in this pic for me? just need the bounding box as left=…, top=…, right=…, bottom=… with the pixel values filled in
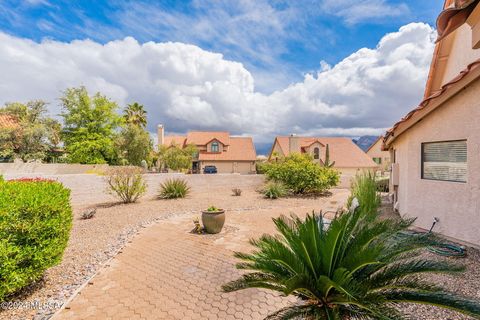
left=157, top=124, right=164, bottom=148
left=289, top=134, right=300, bottom=154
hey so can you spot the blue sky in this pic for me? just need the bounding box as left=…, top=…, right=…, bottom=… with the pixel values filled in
left=0, top=1, right=440, bottom=154
left=1, top=0, right=439, bottom=92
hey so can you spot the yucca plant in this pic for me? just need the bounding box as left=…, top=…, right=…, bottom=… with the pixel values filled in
left=158, top=178, right=190, bottom=199
left=263, top=182, right=287, bottom=199
left=223, top=208, right=480, bottom=319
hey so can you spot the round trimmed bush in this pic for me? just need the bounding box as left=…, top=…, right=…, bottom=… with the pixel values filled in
left=0, top=179, right=72, bottom=301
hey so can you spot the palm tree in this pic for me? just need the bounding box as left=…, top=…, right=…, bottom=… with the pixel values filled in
left=124, top=102, right=147, bottom=128
left=223, top=208, right=480, bottom=319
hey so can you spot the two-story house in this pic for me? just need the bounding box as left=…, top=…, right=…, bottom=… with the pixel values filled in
left=158, top=125, right=257, bottom=174
left=268, top=135, right=378, bottom=185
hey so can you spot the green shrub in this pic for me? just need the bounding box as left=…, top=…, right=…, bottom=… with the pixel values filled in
left=376, top=177, right=389, bottom=192
left=263, top=153, right=339, bottom=194
left=348, top=171, right=381, bottom=215
left=105, top=166, right=147, bottom=203
left=159, top=178, right=190, bottom=199
left=263, top=182, right=287, bottom=199
left=0, top=180, right=72, bottom=301
left=255, top=161, right=268, bottom=174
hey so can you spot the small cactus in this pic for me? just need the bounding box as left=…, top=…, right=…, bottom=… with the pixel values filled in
left=324, top=144, right=335, bottom=168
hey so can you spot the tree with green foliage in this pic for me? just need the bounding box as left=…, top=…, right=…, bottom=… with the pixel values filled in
left=158, top=143, right=198, bottom=172
left=124, top=102, right=147, bottom=128
left=223, top=174, right=480, bottom=319
left=116, top=123, right=153, bottom=166
left=60, top=87, right=121, bottom=164
left=0, top=101, right=61, bottom=162
left=264, top=153, right=339, bottom=194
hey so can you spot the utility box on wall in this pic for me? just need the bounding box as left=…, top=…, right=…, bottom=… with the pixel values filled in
left=391, top=163, right=400, bottom=186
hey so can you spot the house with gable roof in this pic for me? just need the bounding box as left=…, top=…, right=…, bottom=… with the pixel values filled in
left=268, top=135, right=378, bottom=185
left=383, top=0, right=480, bottom=245
left=157, top=125, right=257, bottom=174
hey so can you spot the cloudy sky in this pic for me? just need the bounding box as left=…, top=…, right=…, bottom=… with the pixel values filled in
left=0, top=0, right=440, bottom=153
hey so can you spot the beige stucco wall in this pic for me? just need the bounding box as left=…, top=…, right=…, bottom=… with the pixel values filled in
left=305, top=142, right=324, bottom=164
left=0, top=163, right=109, bottom=175
left=390, top=77, right=480, bottom=245
left=268, top=141, right=285, bottom=160
left=366, top=139, right=390, bottom=171
left=200, top=161, right=255, bottom=174
left=442, top=24, right=480, bottom=86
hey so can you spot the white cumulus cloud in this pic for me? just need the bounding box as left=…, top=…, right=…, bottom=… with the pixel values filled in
left=0, top=22, right=435, bottom=146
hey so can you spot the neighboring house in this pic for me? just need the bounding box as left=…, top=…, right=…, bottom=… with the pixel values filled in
left=383, top=0, right=480, bottom=245
left=0, top=114, right=18, bottom=129
left=365, top=136, right=391, bottom=172
left=157, top=125, right=257, bottom=174
left=268, top=135, right=377, bottom=182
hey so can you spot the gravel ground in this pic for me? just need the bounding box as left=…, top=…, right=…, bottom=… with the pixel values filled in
left=1, top=173, right=479, bottom=320
left=0, top=174, right=349, bottom=320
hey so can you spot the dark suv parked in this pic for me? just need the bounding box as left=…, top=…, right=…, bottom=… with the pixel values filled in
left=203, top=165, right=218, bottom=174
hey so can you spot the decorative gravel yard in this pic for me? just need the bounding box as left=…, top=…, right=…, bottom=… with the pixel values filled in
left=1, top=174, right=479, bottom=320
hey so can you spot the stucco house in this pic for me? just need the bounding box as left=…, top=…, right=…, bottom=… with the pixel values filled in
left=366, top=136, right=391, bottom=173
left=157, top=125, right=257, bottom=174
left=268, top=135, right=377, bottom=185
left=383, top=0, right=480, bottom=246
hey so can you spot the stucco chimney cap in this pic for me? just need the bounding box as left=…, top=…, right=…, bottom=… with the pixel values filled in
left=158, top=124, right=164, bottom=128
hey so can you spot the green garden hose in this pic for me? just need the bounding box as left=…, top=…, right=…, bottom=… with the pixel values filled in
left=396, top=230, right=466, bottom=258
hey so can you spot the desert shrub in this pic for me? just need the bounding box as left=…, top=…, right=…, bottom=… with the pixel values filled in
left=232, top=188, right=242, bottom=196
left=0, top=175, right=3, bottom=183
left=348, top=171, right=381, bottom=215
left=105, top=166, right=147, bottom=203
left=0, top=180, right=72, bottom=301
left=263, top=182, right=287, bottom=199
left=376, top=177, right=389, bottom=192
left=255, top=161, right=269, bottom=174
left=263, top=153, right=339, bottom=194
left=159, top=178, right=190, bottom=199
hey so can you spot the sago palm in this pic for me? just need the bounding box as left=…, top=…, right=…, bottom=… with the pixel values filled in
left=223, top=207, right=480, bottom=319
left=124, top=102, right=147, bottom=127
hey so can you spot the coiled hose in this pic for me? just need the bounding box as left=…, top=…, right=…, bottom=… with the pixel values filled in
left=397, top=230, right=466, bottom=257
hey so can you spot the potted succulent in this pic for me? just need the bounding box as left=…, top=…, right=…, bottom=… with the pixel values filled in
left=201, top=205, right=225, bottom=234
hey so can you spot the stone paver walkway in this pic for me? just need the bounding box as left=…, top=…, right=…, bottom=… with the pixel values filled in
left=54, top=192, right=348, bottom=320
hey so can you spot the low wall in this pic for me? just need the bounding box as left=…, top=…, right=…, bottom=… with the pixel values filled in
left=0, top=163, right=109, bottom=175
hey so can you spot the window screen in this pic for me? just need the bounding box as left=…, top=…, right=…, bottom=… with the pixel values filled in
left=422, top=140, right=467, bottom=182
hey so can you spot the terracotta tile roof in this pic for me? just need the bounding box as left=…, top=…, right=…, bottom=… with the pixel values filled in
left=274, top=136, right=377, bottom=168
left=384, top=57, right=480, bottom=147
left=186, top=131, right=230, bottom=146
left=436, top=0, right=479, bottom=42
left=163, top=135, right=186, bottom=147
left=198, top=137, right=256, bottom=161
left=0, top=114, right=19, bottom=129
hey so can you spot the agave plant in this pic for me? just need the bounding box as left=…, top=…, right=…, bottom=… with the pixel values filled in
left=158, top=178, right=190, bottom=199
left=223, top=208, right=480, bottom=319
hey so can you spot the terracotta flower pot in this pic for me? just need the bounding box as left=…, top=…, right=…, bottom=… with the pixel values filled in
left=201, top=209, right=226, bottom=234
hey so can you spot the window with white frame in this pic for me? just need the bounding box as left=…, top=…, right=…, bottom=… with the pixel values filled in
left=313, top=147, right=320, bottom=159
left=211, top=141, right=219, bottom=152
left=421, top=140, right=467, bottom=182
